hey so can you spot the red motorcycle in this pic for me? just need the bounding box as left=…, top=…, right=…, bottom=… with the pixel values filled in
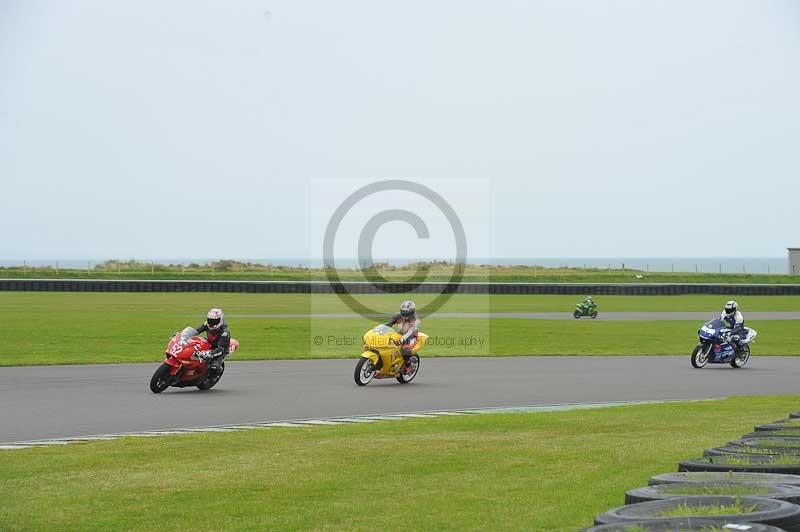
left=149, top=327, right=239, bottom=393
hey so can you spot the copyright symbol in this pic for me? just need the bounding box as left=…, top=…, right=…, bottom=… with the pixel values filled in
left=322, top=180, right=467, bottom=319
left=313, top=336, right=324, bottom=346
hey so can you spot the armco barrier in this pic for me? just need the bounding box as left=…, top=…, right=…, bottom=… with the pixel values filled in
left=1, top=279, right=800, bottom=295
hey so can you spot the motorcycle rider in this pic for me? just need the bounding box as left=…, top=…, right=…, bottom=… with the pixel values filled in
left=385, top=300, right=421, bottom=366
left=193, top=308, right=231, bottom=371
left=582, top=296, right=595, bottom=309
left=721, top=300, right=746, bottom=352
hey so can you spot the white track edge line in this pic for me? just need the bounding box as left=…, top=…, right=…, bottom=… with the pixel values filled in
left=0, top=397, right=724, bottom=450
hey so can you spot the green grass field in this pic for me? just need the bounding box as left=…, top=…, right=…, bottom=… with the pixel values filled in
left=1, top=396, right=798, bottom=531
left=3, top=292, right=799, bottom=365
left=2, top=260, right=797, bottom=284
left=8, top=291, right=800, bottom=314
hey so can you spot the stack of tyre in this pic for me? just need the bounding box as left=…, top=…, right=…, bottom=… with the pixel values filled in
left=581, top=412, right=800, bottom=531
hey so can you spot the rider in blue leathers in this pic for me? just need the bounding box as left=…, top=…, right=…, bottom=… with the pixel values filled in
left=721, top=300, right=746, bottom=352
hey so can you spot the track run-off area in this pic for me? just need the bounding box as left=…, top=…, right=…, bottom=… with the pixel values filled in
left=3, top=356, right=800, bottom=444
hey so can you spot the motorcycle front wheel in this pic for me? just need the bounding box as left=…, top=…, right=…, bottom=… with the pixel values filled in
left=690, top=344, right=710, bottom=368
left=396, top=355, right=420, bottom=384
left=354, top=358, right=375, bottom=386
left=731, top=346, right=750, bottom=368
left=197, top=362, right=225, bottom=390
left=150, top=363, right=173, bottom=393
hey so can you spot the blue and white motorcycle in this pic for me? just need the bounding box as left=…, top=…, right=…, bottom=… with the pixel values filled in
left=691, top=318, right=757, bottom=369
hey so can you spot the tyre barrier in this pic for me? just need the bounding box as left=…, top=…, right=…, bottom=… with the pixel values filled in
left=585, top=411, right=800, bottom=529
left=593, top=496, right=800, bottom=530
left=3, top=278, right=800, bottom=295
left=582, top=519, right=787, bottom=531
left=756, top=423, right=800, bottom=433
left=679, top=457, right=800, bottom=476
left=625, top=482, right=800, bottom=505
left=727, top=439, right=800, bottom=454
left=704, top=447, right=788, bottom=458
left=649, top=472, right=800, bottom=488
left=743, top=433, right=800, bottom=440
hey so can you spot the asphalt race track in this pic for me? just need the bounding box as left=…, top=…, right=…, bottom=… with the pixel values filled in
left=227, top=312, right=800, bottom=320
left=2, top=356, right=799, bottom=443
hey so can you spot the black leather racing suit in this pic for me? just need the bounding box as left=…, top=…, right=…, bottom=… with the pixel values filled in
left=194, top=320, right=232, bottom=364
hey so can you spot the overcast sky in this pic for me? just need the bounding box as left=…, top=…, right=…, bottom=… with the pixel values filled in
left=2, top=1, right=799, bottom=261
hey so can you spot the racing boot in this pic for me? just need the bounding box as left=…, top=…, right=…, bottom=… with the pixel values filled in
left=207, top=354, right=226, bottom=372
left=731, top=334, right=742, bottom=358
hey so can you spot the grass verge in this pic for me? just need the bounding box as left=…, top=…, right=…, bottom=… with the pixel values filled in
left=6, top=292, right=800, bottom=314
left=2, top=396, right=799, bottom=531
left=2, top=292, right=799, bottom=365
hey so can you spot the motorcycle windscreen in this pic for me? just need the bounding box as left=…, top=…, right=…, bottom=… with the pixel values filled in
left=180, top=327, right=199, bottom=340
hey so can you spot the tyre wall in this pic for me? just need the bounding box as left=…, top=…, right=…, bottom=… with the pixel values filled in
left=2, top=279, right=799, bottom=295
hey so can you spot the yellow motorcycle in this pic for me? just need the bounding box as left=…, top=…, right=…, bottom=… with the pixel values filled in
left=354, top=324, right=428, bottom=386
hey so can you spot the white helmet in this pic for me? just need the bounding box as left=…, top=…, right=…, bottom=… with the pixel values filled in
left=206, top=308, right=224, bottom=330
left=400, top=300, right=416, bottom=318
left=724, top=301, right=738, bottom=316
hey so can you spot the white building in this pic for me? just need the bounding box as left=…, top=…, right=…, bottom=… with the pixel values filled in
left=790, top=248, right=800, bottom=276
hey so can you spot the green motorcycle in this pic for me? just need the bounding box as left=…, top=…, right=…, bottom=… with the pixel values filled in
left=573, top=300, right=598, bottom=319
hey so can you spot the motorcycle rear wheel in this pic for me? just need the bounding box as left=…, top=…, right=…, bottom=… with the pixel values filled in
left=150, top=363, right=172, bottom=393
left=354, top=358, right=375, bottom=386
left=197, top=362, right=224, bottom=390
left=573, top=310, right=582, bottom=319
left=396, top=355, right=420, bottom=384
left=690, top=344, right=709, bottom=368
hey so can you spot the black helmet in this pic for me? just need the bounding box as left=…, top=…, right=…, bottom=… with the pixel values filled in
left=724, top=300, right=738, bottom=315
left=400, top=300, right=416, bottom=318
